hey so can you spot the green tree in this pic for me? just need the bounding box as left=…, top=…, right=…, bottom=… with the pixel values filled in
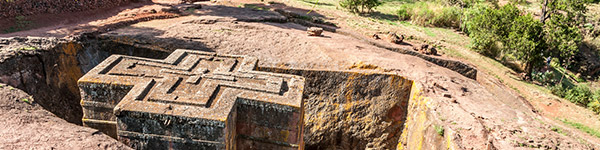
left=465, top=4, right=520, bottom=57
left=506, top=14, right=546, bottom=75
left=540, top=0, right=586, bottom=67
left=544, top=14, right=583, bottom=67
left=466, top=4, right=546, bottom=76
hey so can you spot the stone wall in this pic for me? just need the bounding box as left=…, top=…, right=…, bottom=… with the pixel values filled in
left=0, top=36, right=171, bottom=125
left=259, top=67, right=414, bottom=150
left=0, top=37, right=84, bottom=124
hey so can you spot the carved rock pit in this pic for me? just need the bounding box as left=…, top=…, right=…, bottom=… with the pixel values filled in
left=78, top=49, right=305, bottom=149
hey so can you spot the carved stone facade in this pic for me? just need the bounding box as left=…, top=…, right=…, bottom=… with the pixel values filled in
left=78, top=49, right=305, bottom=149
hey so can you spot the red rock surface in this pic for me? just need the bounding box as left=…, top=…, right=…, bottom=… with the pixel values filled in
left=0, top=0, right=133, bottom=18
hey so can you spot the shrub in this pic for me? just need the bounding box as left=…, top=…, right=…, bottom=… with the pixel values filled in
left=469, top=28, right=501, bottom=57
left=510, top=0, right=526, bottom=4
left=564, top=85, right=593, bottom=106
left=412, top=7, right=435, bottom=26
left=506, top=13, right=545, bottom=74
left=550, top=84, right=567, bottom=98
left=464, top=4, right=520, bottom=57
left=589, top=99, right=600, bottom=114
left=396, top=6, right=411, bottom=20
left=532, top=71, right=556, bottom=86
left=461, top=3, right=488, bottom=34
left=434, top=125, right=444, bottom=136
left=441, top=0, right=480, bottom=7
left=339, top=0, right=381, bottom=13
left=396, top=2, right=462, bottom=28
left=465, top=4, right=546, bottom=75
left=430, top=6, right=462, bottom=28
left=550, top=83, right=600, bottom=114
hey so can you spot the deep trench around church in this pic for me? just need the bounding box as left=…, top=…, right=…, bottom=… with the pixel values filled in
left=0, top=36, right=413, bottom=149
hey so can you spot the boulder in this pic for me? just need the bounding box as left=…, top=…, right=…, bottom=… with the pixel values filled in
left=307, top=27, right=324, bottom=36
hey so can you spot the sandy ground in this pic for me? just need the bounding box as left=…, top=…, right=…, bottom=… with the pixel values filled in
left=0, top=83, right=130, bottom=150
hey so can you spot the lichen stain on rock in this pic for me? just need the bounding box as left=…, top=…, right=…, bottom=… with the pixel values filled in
left=347, top=61, right=382, bottom=70
left=56, top=42, right=84, bottom=96
left=398, top=83, right=432, bottom=150
left=256, top=67, right=414, bottom=150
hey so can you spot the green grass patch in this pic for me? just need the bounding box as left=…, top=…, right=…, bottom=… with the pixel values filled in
left=398, top=21, right=411, bottom=26
left=242, top=4, right=268, bottom=10
left=19, top=46, right=37, bottom=51
left=21, top=98, right=30, bottom=104
left=423, top=27, right=436, bottom=37
left=299, top=0, right=336, bottom=8
left=561, top=119, right=600, bottom=138
left=385, top=20, right=397, bottom=25
left=434, top=125, right=444, bottom=136
left=551, top=126, right=567, bottom=136
left=440, top=48, right=467, bottom=59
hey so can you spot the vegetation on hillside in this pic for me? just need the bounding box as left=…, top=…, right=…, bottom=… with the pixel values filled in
left=339, top=0, right=594, bottom=78
left=337, top=0, right=600, bottom=115
left=395, top=2, right=462, bottom=28
left=335, top=0, right=600, bottom=116
left=339, top=0, right=382, bottom=13
left=330, top=0, right=600, bottom=138
left=562, top=119, right=600, bottom=139
left=540, top=0, right=587, bottom=68
left=463, top=0, right=590, bottom=78
left=464, top=4, right=546, bottom=76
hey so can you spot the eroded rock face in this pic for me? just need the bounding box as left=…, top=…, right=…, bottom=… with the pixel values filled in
left=0, top=83, right=131, bottom=150
left=0, top=37, right=84, bottom=124
left=0, top=36, right=174, bottom=125
left=259, top=67, right=413, bottom=150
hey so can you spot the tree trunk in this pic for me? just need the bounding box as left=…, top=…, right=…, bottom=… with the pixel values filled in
left=525, top=61, right=534, bottom=80
left=541, top=0, right=549, bottom=23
